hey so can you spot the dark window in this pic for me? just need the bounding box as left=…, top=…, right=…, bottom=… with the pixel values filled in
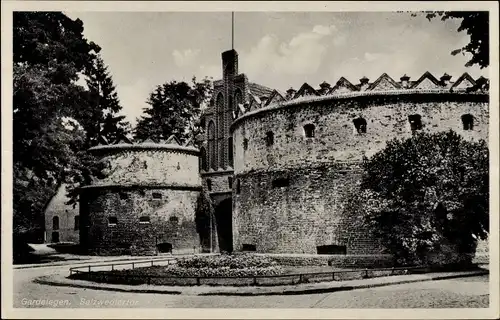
left=119, top=192, right=128, bottom=200
left=228, top=137, right=234, bottom=166
left=265, top=131, right=274, bottom=146
left=52, top=216, right=59, bottom=230
left=316, top=245, right=347, bottom=255
left=461, top=114, right=474, bottom=130
left=108, top=217, right=118, bottom=226
left=206, top=179, right=212, bottom=191
left=139, top=216, right=151, bottom=224
left=272, top=178, right=290, bottom=188
left=208, top=121, right=216, bottom=170
left=304, top=124, right=315, bottom=138
left=234, top=90, right=243, bottom=111
left=228, top=176, right=233, bottom=188
left=408, top=114, right=423, bottom=131
left=216, top=93, right=224, bottom=141
left=152, top=192, right=162, bottom=199
left=157, top=242, right=173, bottom=253
left=236, top=179, right=241, bottom=194
left=74, top=215, right=80, bottom=231
left=243, top=138, right=248, bottom=151
left=52, top=232, right=60, bottom=243
left=353, top=118, right=367, bottom=134
left=169, top=216, right=179, bottom=224
left=200, top=147, right=208, bottom=171
left=242, top=244, right=256, bottom=252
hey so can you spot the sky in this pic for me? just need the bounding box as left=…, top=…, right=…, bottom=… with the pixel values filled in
left=64, top=11, right=489, bottom=127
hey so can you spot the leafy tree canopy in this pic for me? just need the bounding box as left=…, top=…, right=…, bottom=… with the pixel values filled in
left=355, top=131, right=488, bottom=266
left=134, top=77, right=212, bottom=144
left=13, top=12, right=129, bottom=240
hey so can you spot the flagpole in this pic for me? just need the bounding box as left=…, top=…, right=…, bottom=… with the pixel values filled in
left=231, top=12, right=234, bottom=50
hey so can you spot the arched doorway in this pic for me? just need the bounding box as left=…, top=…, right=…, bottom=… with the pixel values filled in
left=214, top=198, right=233, bottom=253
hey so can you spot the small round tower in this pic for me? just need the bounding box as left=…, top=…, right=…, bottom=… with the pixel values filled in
left=79, top=135, right=202, bottom=255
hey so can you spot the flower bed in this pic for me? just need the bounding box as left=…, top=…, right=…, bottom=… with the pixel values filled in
left=69, top=254, right=480, bottom=287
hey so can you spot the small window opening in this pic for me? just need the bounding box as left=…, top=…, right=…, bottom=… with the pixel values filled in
left=243, top=138, right=249, bottom=150
left=108, top=216, right=118, bottom=226
left=228, top=176, right=233, bottom=188
left=169, top=216, right=179, bottom=224
left=353, top=118, right=367, bottom=134
left=265, top=131, right=274, bottom=146
left=242, top=244, right=256, bottom=252
left=139, top=216, right=151, bottom=224
left=119, top=192, right=128, bottom=200
left=461, top=114, right=474, bottom=130
left=152, top=192, right=162, bottom=199
left=304, top=124, right=315, bottom=138
left=316, top=244, right=346, bottom=255
left=52, top=216, right=59, bottom=230
left=206, top=179, right=212, bottom=191
left=236, top=179, right=241, bottom=194
left=272, top=177, right=290, bottom=188
left=408, top=114, right=423, bottom=131
left=157, top=242, right=173, bottom=253
left=228, top=137, right=234, bottom=166
left=74, top=215, right=80, bottom=231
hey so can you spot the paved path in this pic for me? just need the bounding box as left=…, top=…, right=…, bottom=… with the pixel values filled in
left=11, top=259, right=490, bottom=309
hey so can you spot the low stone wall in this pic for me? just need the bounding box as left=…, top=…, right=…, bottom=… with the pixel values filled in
left=254, top=253, right=394, bottom=268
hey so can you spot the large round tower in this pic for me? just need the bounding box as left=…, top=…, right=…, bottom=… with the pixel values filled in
left=230, top=72, right=489, bottom=255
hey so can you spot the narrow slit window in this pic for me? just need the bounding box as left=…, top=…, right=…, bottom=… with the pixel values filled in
left=139, top=216, right=151, bottom=224
left=74, top=215, right=80, bottom=231
left=242, top=244, right=256, bottom=252
left=243, top=138, right=249, bottom=151
left=316, top=244, right=347, bottom=255
left=236, top=179, right=241, bottom=194
left=461, top=114, right=474, bottom=130
left=169, top=216, right=179, bottom=225
left=265, top=131, right=274, bottom=146
left=152, top=192, right=162, bottom=199
left=108, top=216, right=118, bottom=226
left=353, top=118, right=367, bottom=134
left=119, top=192, right=129, bottom=200
left=228, top=176, right=233, bottom=188
left=52, top=216, right=59, bottom=230
left=206, top=179, right=212, bottom=191
left=272, top=177, right=290, bottom=188
left=408, top=114, right=423, bottom=131
left=304, top=124, right=315, bottom=138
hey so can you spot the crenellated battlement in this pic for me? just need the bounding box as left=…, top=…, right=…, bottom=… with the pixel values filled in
left=232, top=72, right=489, bottom=120
left=88, top=134, right=199, bottom=155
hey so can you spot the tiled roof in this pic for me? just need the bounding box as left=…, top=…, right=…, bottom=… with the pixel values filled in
left=231, top=71, right=488, bottom=120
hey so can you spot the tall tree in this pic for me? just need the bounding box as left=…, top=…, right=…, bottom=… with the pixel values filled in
left=13, top=12, right=100, bottom=243
left=134, top=77, right=212, bottom=144
left=75, top=55, right=130, bottom=147
left=65, top=57, right=132, bottom=207
left=352, top=131, right=489, bottom=266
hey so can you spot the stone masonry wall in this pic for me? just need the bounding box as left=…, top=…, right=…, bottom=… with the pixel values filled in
left=233, top=164, right=384, bottom=254
left=232, top=93, right=489, bottom=255
left=93, top=148, right=200, bottom=187
left=81, top=145, right=202, bottom=255
left=80, top=187, right=200, bottom=255
left=233, top=94, right=488, bottom=174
